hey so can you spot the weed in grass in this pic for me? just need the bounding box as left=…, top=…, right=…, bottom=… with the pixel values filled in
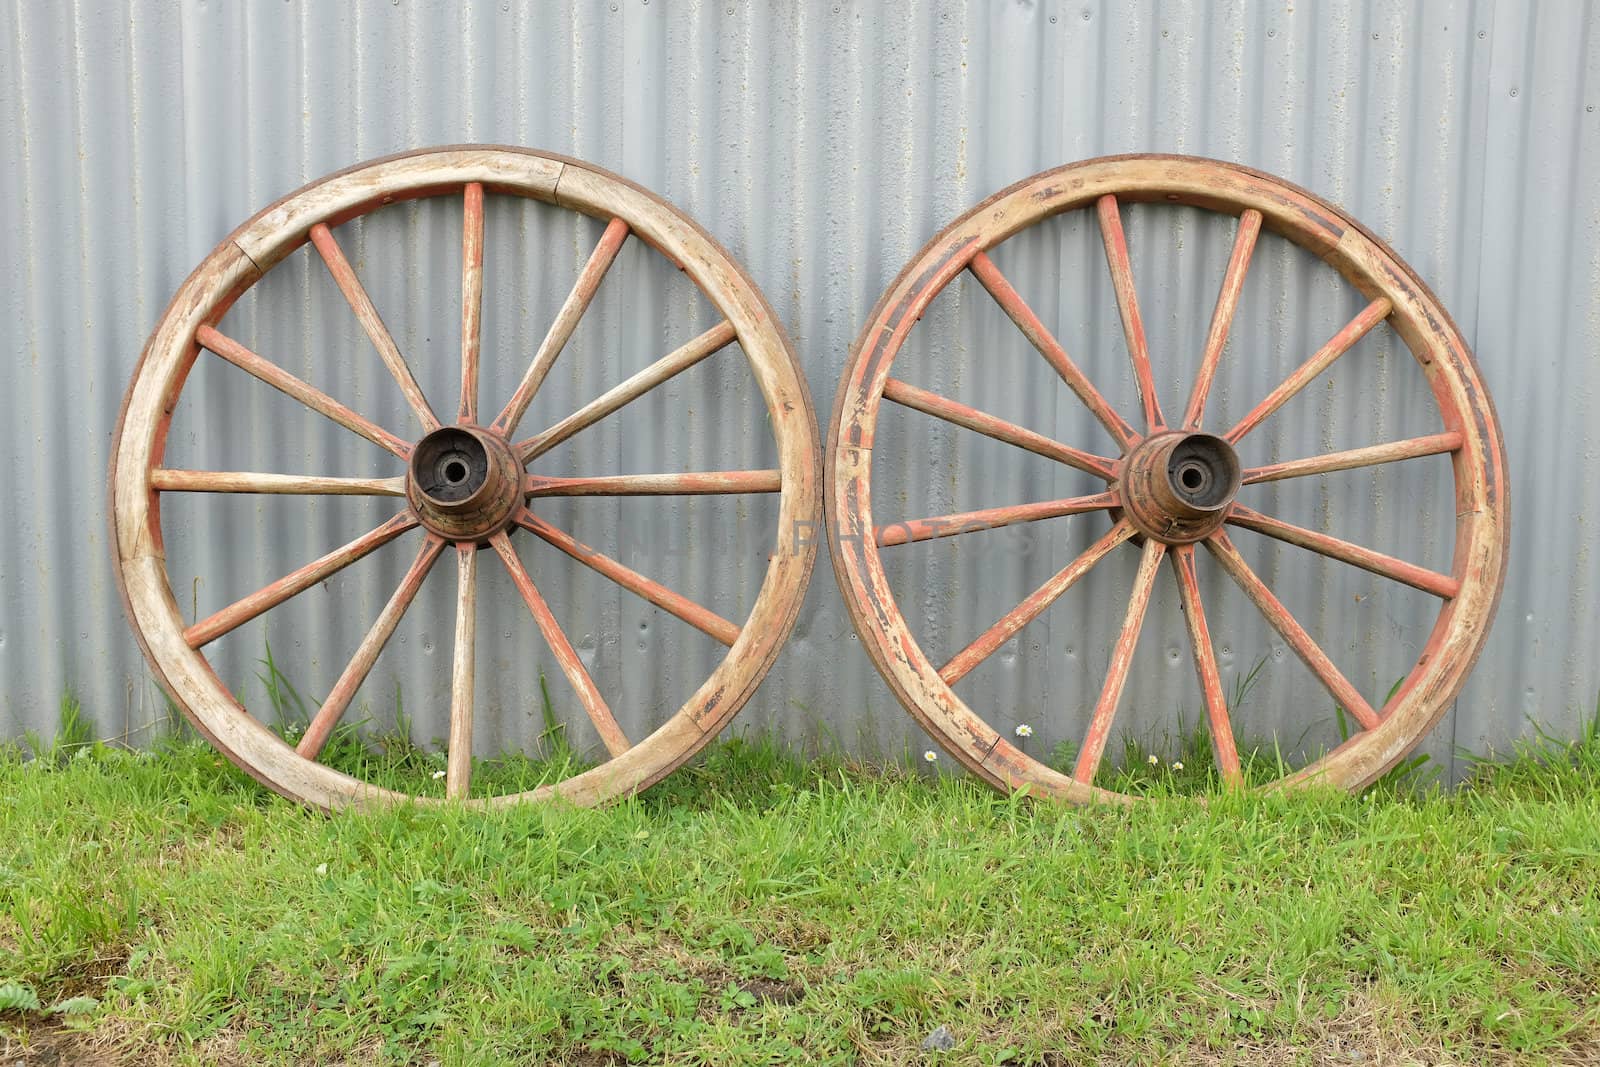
left=255, top=640, right=312, bottom=738
left=20, top=691, right=93, bottom=767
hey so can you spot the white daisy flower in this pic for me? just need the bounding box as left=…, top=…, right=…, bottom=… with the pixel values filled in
left=432, top=769, right=446, bottom=780
left=1014, top=724, right=1034, bottom=738
left=1172, top=761, right=1184, bottom=771
left=923, top=750, right=938, bottom=763
left=1147, top=754, right=1159, bottom=766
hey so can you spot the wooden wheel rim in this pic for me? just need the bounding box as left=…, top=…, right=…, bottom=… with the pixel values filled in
left=110, top=146, right=820, bottom=810
left=826, top=154, right=1508, bottom=802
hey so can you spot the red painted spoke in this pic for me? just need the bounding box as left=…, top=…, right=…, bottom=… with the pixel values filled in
left=1183, top=209, right=1262, bottom=430
left=1170, top=544, right=1243, bottom=787
left=1226, top=505, right=1460, bottom=599
left=1204, top=531, right=1381, bottom=730
left=1225, top=298, right=1392, bottom=443
left=1074, top=538, right=1167, bottom=783
left=494, top=217, right=630, bottom=437
left=197, top=327, right=412, bottom=459
left=940, top=521, right=1134, bottom=685
left=517, top=513, right=740, bottom=646
left=968, top=251, right=1139, bottom=449
left=1097, top=195, right=1165, bottom=431
left=1242, top=431, right=1463, bottom=485
left=309, top=223, right=441, bottom=433
left=184, top=512, right=417, bottom=648
left=516, top=321, right=737, bottom=463
left=296, top=536, right=445, bottom=760
left=525, top=470, right=780, bottom=497
left=458, top=182, right=485, bottom=424
left=446, top=544, right=477, bottom=799
left=882, top=377, right=1119, bottom=480
left=876, top=491, right=1118, bottom=548
left=491, top=532, right=631, bottom=756
left=151, top=470, right=405, bottom=496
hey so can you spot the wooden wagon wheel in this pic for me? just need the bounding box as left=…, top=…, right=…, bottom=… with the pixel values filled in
left=110, top=146, right=819, bottom=809
left=826, top=155, right=1507, bottom=801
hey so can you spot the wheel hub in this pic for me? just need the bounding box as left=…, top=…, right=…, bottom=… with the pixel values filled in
left=406, top=425, right=523, bottom=542
left=1117, top=430, right=1241, bottom=544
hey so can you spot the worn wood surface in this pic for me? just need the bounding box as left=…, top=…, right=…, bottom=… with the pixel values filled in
left=516, top=321, right=737, bottom=463
left=151, top=470, right=406, bottom=496
left=1184, top=209, right=1262, bottom=431
left=297, top=537, right=446, bottom=760
left=881, top=377, right=1118, bottom=480
left=458, top=182, right=485, bottom=425
left=446, top=545, right=478, bottom=799
left=517, top=512, right=742, bottom=647
left=493, top=217, right=629, bottom=437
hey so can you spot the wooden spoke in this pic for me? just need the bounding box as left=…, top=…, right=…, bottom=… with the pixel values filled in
left=1204, top=531, right=1381, bottom=730
left=1073, top=538, right=1167, bottom=783
left=968, top=251, right=1139, bottom=449
left=1170, top=545, right=1243, bottom=787
left=493, top=217, right=630, bottom=437
left=196, top=327, right=412, bottom=459
left=1183, top=209, right=1262, bottom=430
left=1097, top=195, right=1165, bottom=431
left=151, top=470, right=405, bottom=496
left=515, top=321, right=737, bottom=463
left=1226, top=505, right=1460, bottom=599
left=1242, top=432, right=1463, bottom=484
left=309, top=223, right=441, bottom=432
left=525, top=470, right=780, bottom=497
left=882, top=377, right=1119, bottom=480
left=446, top=544, right=477, bottom=799
left=1225, top=298, right=1392, bottom=443
left=459, top=181, right=485, bottom=424
left=876, top=491, right=1118, bottom=548
left=517, top=513, right=740, bottom=646
left=940, top=521, right=1134, bottom=685
left=490, top=532, right=631, bottom=756
left=296, top=536, right=445, bottom=760
left=184, top=511, right=418, bottom=649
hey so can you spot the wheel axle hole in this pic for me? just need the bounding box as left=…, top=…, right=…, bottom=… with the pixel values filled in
left=1164, top=433, right=1241, bottom=509
left=409, top=427, right=492, bottom=504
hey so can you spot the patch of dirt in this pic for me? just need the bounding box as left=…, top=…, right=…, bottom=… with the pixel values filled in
left=48, top=945, right=132, bottom=1003
left=566, top=1050, right=627, bottom=1067
left=0, top=1019, right=123, bottom=1066
left=734, top=977, right=806, bottom=1006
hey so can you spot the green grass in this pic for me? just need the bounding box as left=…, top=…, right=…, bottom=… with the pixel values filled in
left=1, top=711, right=1599, bottom=1065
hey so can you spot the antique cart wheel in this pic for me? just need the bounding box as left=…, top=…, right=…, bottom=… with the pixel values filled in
left=111, top=146, right=819, bottom=809
left=827, top=155, right=1507, bottom=801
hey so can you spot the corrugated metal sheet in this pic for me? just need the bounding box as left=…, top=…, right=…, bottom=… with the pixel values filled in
left=1, top=0, right=1596, bottom=779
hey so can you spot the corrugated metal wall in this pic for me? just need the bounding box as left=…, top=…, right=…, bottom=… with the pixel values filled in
left=1, top=0, right=1596, bottom=779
